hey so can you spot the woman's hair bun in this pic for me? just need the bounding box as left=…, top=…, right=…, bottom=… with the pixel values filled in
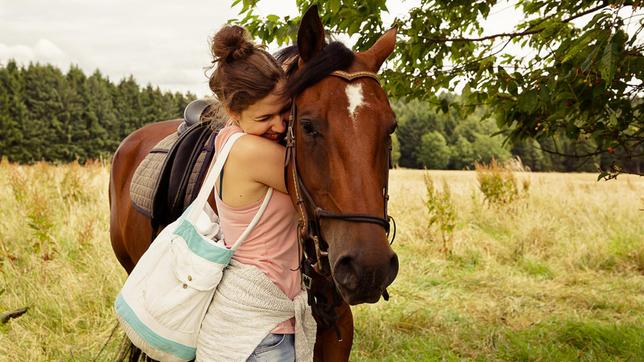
left=212, top=25, right=255, bottom=62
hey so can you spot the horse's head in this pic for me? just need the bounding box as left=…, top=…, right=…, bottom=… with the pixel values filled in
left=284, top=7, right=398, bottom=305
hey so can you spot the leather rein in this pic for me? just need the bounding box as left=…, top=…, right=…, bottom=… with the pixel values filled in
left=284, top=69, right=397, bottom=337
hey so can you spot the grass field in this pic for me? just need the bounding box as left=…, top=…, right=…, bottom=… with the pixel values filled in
left=0, top=161, right=642, bottom=361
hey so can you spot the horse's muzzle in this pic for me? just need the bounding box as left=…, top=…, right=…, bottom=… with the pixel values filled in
left=332, top=251, right=399, bottom=305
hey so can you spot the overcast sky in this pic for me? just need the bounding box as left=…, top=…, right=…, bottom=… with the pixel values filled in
left=0, top=0, right=498, bottom=96
left=0, top=0, right=428, bottom=96
left=1, top=1, right=639, bottom=97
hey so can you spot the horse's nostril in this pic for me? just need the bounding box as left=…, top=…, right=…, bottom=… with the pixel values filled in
left=334, top=255, right=359, bottom=291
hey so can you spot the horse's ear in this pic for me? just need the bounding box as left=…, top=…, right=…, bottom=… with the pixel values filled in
left=297, top=5, right=325, bottom=62
left=365, top=27, right=397, bottom=71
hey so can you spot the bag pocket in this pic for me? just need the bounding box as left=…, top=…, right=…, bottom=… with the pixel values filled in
left=142, top=234, right=227, bottom=334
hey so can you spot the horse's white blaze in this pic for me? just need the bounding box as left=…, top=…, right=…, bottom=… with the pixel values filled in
left=345, top=83, right=364, bottom=123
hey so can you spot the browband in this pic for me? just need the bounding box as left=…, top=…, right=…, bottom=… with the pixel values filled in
left=329, top=70, right=380, bottom=84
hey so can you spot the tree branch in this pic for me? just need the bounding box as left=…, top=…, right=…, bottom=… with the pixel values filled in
left=536, top=137, right=644, bottom=159
left=536, top=145, right=605, bottom=158
left=421, top=3, right=611, bottom=43
left=0, top=307, right=28, bottom=324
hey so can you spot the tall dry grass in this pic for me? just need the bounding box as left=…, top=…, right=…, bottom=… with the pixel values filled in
left=0, top=160, right=126, bottom=361
left=0, top=161, right=642, bottom=361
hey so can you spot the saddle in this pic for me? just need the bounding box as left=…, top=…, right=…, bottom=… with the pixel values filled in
left=130, top=99, right=226, bottom=230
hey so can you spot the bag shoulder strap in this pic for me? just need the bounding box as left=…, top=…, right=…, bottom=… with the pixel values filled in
left=186, top=132, right=243, bottom=223
left=229, top=187, right=272, bottom=250
left=187, top=132, right=273, bottom=250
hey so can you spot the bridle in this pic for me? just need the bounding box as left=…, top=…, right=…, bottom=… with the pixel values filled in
left=284, top=69, right=397, bottom=337
left=285, top=69, right=396, bottom=275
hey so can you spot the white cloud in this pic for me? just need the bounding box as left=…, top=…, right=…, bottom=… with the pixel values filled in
left=0, top=38, right=72, bottom=68
left=34, top=39, right=67, bottom=62
left=0, top=43, right=35, bottom=63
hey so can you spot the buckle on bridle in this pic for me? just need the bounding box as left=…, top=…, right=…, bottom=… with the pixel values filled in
left=302, top=273, right=313, bottom=289
left=286, top=124, right=295, bottom=147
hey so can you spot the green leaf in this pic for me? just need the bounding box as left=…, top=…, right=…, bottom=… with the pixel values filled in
left=518, top=91, right=538, bottom=113
left=329, top=0, right=341, bottom=13
left=440, top=98, right=449, bottom=114
left=508, top=81, right=518, bottom=96
left=562, top=30, right=603, bottom=63
left=461, top=84, right=471, bottom=100
left=599, top=35, right=616, bottom=84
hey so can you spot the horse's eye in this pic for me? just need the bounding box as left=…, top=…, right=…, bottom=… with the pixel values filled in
left=301, top=119, right=319, bottom=137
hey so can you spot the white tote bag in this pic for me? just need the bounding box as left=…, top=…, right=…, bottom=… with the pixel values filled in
left=114, top=132, right=273, bottom=362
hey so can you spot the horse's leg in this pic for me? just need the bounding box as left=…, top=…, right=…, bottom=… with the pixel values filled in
left=109, top=183, right=135, bottom=273
left=314, top=302, right=353, bottom=362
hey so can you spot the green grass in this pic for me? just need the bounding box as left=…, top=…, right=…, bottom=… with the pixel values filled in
left=498, top=320, right=644, bottom=361
left=352, top=170, right=643, bottom=361
left=0, top=164, right=642, bottom=361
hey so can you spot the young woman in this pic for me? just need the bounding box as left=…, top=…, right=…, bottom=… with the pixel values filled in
left=195, top=25, right=316, bottom=362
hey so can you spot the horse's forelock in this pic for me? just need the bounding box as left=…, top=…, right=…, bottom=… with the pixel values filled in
left=277, top=41, right=354, bottom=99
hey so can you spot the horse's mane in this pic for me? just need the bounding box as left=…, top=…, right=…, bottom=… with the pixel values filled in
left=275, top=41, right=355, bottom=98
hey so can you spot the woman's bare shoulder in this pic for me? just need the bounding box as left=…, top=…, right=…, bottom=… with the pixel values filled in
left=232, top=134, right=285, bottom=160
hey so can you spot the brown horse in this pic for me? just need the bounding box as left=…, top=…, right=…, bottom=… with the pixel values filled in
left=109, top=7, right=398, bottom=361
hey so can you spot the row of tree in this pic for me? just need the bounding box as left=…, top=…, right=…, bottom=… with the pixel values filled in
left=0, top=60, right=195, bottom=163
left=1, top=60, right=640, bottom=173
left=392, top=98, right=642, bottom=173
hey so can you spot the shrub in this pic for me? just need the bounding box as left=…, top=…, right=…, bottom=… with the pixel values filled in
left=424, top=174, right=456, bottom=254
left=8, top=167, right=29, bottom=203
left=475, top=159, right=520, bottom=205
left=61, top=162, right=90, bottom=204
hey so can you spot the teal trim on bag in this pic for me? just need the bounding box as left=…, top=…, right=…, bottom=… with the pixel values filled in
left=174, top=218, right=233, bottom=264
left=114, top=293, right=195, bottom=360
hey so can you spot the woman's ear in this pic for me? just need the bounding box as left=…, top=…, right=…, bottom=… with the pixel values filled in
left=230, top=113, right=241, bottom=124
left=224, top=105, right=241, bottom=124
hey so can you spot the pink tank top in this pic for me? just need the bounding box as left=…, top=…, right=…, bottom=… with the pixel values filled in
left=214, top=125, right=300, bottom=334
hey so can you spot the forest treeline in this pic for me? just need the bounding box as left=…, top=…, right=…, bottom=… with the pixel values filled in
left=390, top=98, right=631, bottom=172
left=0, top=60, right=194, bottom=163
left=1, top=60, right=636, bottom=172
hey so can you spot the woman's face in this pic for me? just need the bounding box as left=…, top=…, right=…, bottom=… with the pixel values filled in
left=233, top=80, right=290, bottom=142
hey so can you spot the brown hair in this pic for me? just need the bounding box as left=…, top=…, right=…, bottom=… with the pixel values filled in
left=209, top=25, right=284, bottom=114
